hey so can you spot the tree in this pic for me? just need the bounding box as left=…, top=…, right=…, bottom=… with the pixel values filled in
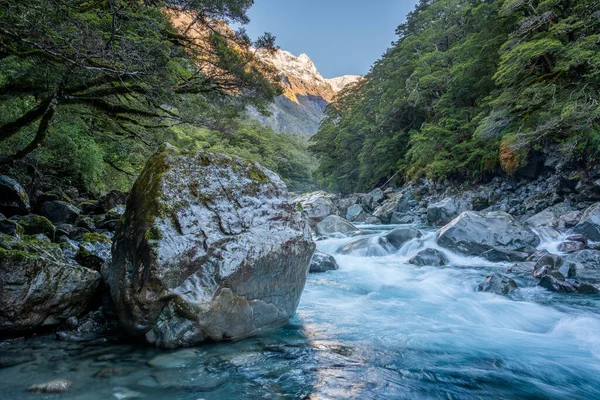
left=0, top=0, right=281, bottom=167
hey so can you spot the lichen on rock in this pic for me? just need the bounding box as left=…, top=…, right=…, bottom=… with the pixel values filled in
left=105, top=144, right=315, bottom=348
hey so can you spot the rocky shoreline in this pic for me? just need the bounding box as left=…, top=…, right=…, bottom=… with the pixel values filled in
left=1, top=160, right=600, bottom=349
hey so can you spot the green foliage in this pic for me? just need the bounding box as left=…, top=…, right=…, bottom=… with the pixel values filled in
left=0, top=0, right=285, bottom=194
left=167, top=121, right=316, bottom=192
left=310, top=0, right=600, bottom=192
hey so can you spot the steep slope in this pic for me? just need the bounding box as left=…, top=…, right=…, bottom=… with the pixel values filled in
left=251, top=49, right=361, bottom=135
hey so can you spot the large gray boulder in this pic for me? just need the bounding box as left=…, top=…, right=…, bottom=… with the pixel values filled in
left=427, top=197, right=471, bottom=226
left=0, top=175, right=30, bottom=217
left=437, top=211, right=540, bottom=256
left=294, top=191, right=339, bottom=227
left=525, top=210, right=559, bottom=228
left=572, top=203, right=600, bottom=241
left=315, top=215, right=358, bottom=237
left=105, top=146, right=315, bottom=348
left=0, top=245, right=100, bottom=333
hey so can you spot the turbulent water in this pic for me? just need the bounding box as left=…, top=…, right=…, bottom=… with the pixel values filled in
left=2, top=225, right=600, bottom=399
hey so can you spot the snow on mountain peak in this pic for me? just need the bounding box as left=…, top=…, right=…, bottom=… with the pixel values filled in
left=326, top=75, right=362, bottom=93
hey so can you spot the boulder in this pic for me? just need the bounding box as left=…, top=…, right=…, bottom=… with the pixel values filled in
left=572, top=203, right=600, bottom=241
left=98, top=190, right=128, bottom=213
left=339, top=236, right=390, bottom=257
left=309, top=251, right=339, bottom=273
left=372, top=194, right=404, bottom=224
left=0, top=175, right=30, bottom=216
left=364, top=216, right=382, bottom=225
left=316, top=215, right=358, bottom=237
left=437, top=211, right=540, bottom=256
left=346, top=204, right=368, bottom=223
left=294, top=191, right=339, bottom=226
left=0, top=219, right=23, bottom=236
left=482, top=249, right=529, bottom=262
left=370, top=188, right=384, bottom=204
left=76, top=233, right=112, bottom=271
left=525, top=210, right=559, bottom=228
left=390, top=212, right=421, bottom=225
left=477, top=273, right=518, bottom=295
left=538, top=275, right=599, bottom=294
left=409, top=248, right=449, bottom=266
left=0, top=247, right=100, bottom=332
left=565, top=250, right=600, bottom=269
left=42, top=201, right=80, bottom=225
left=507, top=262, right=536, bottom=275
left=559, top=211, right=582, bottom=228
left=427, top=197, right=471, bottom=226
left=17, top=214, right=55, bottom=240
left=557, top=241, right=587, bottom=253
left=385, top=228, right=422, bottom=249
left=105, top=146, right=315, bottom=348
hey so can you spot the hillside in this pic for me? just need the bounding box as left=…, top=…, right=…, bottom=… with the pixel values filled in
left=310, top=0, right=600, bottom=193
left=250, top=49, right=361, bottom=135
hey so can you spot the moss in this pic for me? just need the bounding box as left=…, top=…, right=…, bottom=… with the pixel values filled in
left=144, top=226, right=164, bottom=241
left=247, top=165, right=268, bottom=183
left=18, top=214, right=55, bottom=237
left=0, top=247, right=37, bottom=263
left=82, top=232, right=112, bottom=244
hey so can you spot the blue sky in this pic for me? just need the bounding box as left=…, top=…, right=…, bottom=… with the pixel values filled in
left=244, top=1, right=419, bottom=78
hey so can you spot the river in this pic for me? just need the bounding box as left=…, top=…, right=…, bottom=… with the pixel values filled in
left=2, top=224, right=600, bottom=399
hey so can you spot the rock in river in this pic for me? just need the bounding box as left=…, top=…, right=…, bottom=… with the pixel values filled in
left=572, top=203, right=600, bottom=241
left=0, top=244, right=100, bottom=333
left=309, top=250, right=339, bottom=273
left=106, top=145, right=315, bottom=348
left=437, top=211, right=540, bottom=256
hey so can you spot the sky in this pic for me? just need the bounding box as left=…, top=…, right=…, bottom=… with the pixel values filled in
left=243, top=0, right=420, bottom=78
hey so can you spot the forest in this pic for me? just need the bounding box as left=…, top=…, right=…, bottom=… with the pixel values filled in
left=311, top=0, right=600, bottom=193
left=0, top=0, right=314, bottom=193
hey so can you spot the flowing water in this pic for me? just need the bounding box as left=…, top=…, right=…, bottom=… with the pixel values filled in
left=2, top=225, right=600, bottom=399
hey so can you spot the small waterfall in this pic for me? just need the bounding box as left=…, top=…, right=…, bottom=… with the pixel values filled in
left=532, top=227, right=568, bottom=254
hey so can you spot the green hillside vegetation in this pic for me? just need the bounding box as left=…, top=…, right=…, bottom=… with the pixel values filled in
left=0, top=0, right=314, bottom=194
left=310, top=0, right=600, bottom=193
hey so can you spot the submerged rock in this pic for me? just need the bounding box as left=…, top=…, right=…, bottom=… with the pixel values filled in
left=437, top=211, right=540, bottom=256
left=309, top=251, right=339, bottom=273
left=572, top=203, right=600, bottom=241
left=477, top=273, right=518, bottom=295
left=27, top=379, right=73, bottom=393
left=315, top=215, right=358, bottom=237
left=0, top=175, right=30, bottom=217
left=409, top=248, right=449, bottom=266
left=0, top=247, right=100, bottom=332
left=106, top=146, right=315, bottom=348
left=339, top=236, right=390, bottom=257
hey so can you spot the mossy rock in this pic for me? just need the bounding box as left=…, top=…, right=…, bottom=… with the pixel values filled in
left=76, top=233, right=112, bottom=271
left=0, top=247, right=100, bottom=333
left=17, top=214, right=55, bottom=240
left=0, top=219, right=24, bottom=236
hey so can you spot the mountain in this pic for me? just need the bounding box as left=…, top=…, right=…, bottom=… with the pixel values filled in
left=250, top=49, right=361, bottom=135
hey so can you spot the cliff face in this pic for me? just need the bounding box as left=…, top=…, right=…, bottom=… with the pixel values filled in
left=252, top=49, right=361, bottom=135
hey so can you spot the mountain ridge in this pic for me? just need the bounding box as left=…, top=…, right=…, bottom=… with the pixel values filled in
left=251, top=49, right=361, bottom=135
